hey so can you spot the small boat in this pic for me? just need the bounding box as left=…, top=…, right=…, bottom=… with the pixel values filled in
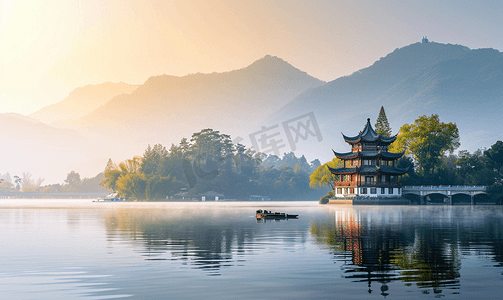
left=256, top=209, right=298, bottom=220
left=93, top=193, right=125, bottom=202
left=93, top=197, right=125, bottom=202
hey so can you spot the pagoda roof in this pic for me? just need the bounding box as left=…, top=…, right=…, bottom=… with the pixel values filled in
left=342, top=118, right=397, bottom=145
left=327, top=166, right=357, bottom=175
left=332, top=149, right=405, bottom=160
left=328, top=165, right=409, bottom=176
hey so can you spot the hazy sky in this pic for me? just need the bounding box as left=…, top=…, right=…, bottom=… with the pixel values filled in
left=1, top=0, right=503, bottom=115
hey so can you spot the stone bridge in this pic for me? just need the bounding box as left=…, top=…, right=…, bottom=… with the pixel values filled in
left=402, top=186, right=488, bottom=205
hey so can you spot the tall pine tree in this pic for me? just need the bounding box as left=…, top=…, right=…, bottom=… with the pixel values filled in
left=375, top=106, right=392, bottom=137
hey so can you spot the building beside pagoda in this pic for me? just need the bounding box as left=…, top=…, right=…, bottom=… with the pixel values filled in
left=328, top=118, right=408, bottom=201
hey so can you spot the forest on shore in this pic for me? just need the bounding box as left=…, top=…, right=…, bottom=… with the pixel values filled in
left=3, top=108, right=503, bottom=203
left=99, top=128, right=324, bottom=201
left=310, top=110, right=503, bottom=203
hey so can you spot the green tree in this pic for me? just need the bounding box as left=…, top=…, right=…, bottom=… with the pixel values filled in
left=115, top=173, right=147, bottom=200
left=456, top=150, right=494, bottom=185
left=487, top=184, right=503, bottom=204
left=485, top=140, right=503, bottom=180
left=145, top=175, right=182, bottom=200
left=65, top=171, right=81, bottom=188
left=100, top=159, right=121, bottom=192
left=393, top=115, right=459, bottom=175
left=309, top=158, right=341, bottom=190
left=141, top=144, right=168, bottom=175
left=375, top=106, right=392, bottom=137
left=0, top=181, right=14, bottom=192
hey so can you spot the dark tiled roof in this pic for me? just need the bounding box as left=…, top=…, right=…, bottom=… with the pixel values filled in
left=380, top=151, right=405, bottom=160
left=328, top=165, right=409, bottom=175
left=332, top=149, right=405, bottom=160
left=332, top=150, right=359, bottom=159
left=327, top=166, right=357, bottom=174
left=379, top=166, right=409, bottom=175
left=358, top=165, right=379, bottom=174
left=342, top=118, right=397, bottom=145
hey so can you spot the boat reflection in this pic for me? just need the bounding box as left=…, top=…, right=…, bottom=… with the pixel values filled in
left=103, top=207, right=307, bottom=276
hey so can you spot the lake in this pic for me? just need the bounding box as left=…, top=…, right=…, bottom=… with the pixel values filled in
left=1, top=200, right=502, bottom=299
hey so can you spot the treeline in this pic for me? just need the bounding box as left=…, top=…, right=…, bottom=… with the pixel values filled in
left=101, top=128, right=323, bottom=200
left=398, top=146, right=501, bottom=186
left=397, top=141, right=503, bottom=202
left=388, top=115, right=503, bottom=190
left=310, top=113, right=503, bottom=202
left=0, top=171, right=107, bottom=193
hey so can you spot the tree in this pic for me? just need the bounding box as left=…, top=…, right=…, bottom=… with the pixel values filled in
left=309, top=158, right=341, bottom=190
left=13, top=175, right=21, bottom=190
left=145, top=175, right=182, bottom=200
left=2, top=172, right=12, bottom=183
left=21, top=172, right=44, bottom=190
left=100, top=159, right=121, bottom=192
left=141, top=144, right=168, bottom=175
left=456, top=150, right=494, bottom=185
left=392, top=115, right=459, bottom=175
left=375, top=106, right=392, bottom=137
left=65, top=171, right=81, bottom=187
left=485, top=140, right=503, bottom=181
left=115, top=173, right=146, bottom=200
left=0, top=181, right=14, bottom=192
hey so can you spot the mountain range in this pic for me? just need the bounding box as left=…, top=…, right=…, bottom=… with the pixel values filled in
left=269, top=42, right=503, bottom=158
left=8, top=41, right=503, bottom=183
left=29, top=82, right=139, bottom=124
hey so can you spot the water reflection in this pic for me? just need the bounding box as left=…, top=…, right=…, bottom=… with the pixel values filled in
left=311, top=207, right=503, bottom=297
left=3, top=201, right=503, bottom=299
left=102, top=207, right=305, bottom=276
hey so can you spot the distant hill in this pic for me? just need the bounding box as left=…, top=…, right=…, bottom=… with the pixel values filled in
left=58, top=55, right=325, bottom=158
left=14, top=43, right=503, bottom=183
left=269, top=42, right=503, bottom=161
left=0, top=113, right=90, bottom=183
left=29, top=82, right=139, bottom=124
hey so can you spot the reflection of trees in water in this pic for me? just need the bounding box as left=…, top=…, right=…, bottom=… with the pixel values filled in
left=103, top=208, right=306, bottom=275
left=393, top=228, right=461, bottom=293
left=309, top=208, right=503, bottom=297
left=104, top=210, right=255, bottom=275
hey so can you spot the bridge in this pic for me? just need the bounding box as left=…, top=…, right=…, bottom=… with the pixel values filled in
left=402, top=186, right=488, bottom=205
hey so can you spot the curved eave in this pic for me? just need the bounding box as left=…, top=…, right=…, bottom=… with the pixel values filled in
left=340, top=150, right=405, bottom=160
left=359, top=166, right=379, bottom=174
left=332, top=149, right=358, bottom=160
left=379, top=135, right=397, bottom=144
left=360, top=151, right=380, bottom=159
left=329, top=165, right=409, bottom=176
left=342, top=134, right=396, bottom=145
left=379, top=166, right=409, bottom=175
left=380, top=150, right=406, bottom=160
left=328, top=166, right=357, bottom=175
left=342, top=133, right=361, bottom=144
left=342, top=118, right=398, bottom=145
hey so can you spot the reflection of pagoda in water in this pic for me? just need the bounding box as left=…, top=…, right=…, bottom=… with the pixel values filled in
left=334, top=209, right=402, bottom=296
left=317, top=208, right=462, bottom=297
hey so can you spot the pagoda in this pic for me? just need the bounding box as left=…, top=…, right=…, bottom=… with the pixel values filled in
left=328, top=118, right=408, bottom=199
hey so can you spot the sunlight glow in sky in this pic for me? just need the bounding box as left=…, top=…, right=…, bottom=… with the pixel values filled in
left=1, top=0, right=503, bottom=115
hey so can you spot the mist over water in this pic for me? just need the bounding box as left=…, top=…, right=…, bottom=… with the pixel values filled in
left=1, top=200, right=502, bottom=299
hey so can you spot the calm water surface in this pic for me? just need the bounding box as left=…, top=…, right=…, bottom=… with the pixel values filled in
left=1, top=200, right=502, bottom=299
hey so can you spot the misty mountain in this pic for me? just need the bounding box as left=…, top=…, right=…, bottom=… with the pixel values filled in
left=269, top=42, right=503, bottom=161
left=59, top=55, right=325, bottom=158
left=14, top=42, right=503, bottom=183
left=0, top=113, right=89, bottom=183
left=29, top=82, right=139, bottom=124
